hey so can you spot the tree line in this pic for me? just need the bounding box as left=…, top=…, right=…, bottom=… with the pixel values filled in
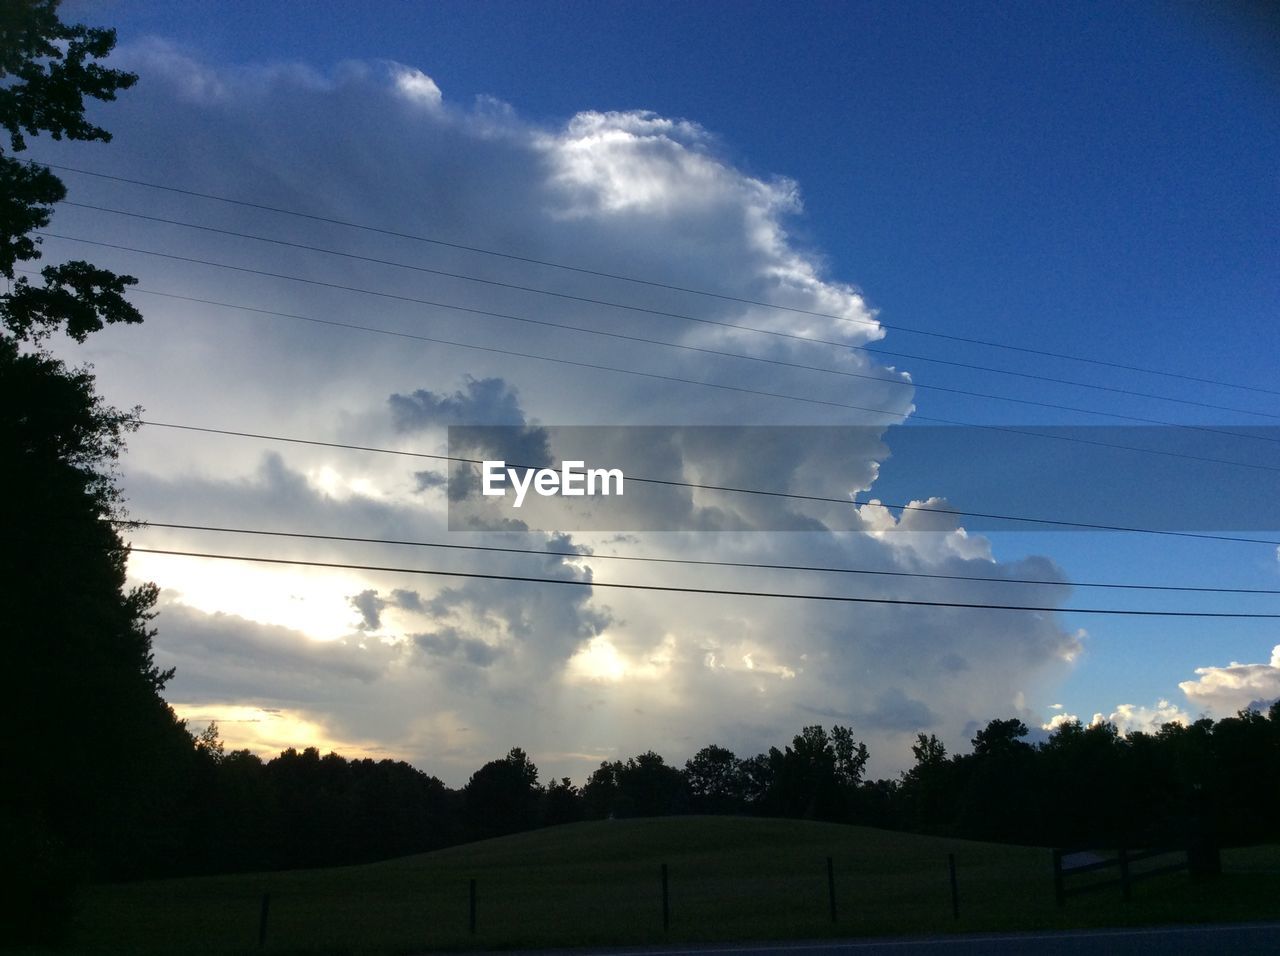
left=168, top=707, right=1280, bottom=880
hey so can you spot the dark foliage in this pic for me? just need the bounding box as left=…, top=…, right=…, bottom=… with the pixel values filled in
left=177, top=740, right=461, bottom=872
left=0, top=3, right=191, bottom=944
left=464, top=747, right=542, bottom=839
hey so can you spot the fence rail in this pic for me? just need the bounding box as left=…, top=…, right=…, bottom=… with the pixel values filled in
left=1052, top=846, right=1190, bottom=905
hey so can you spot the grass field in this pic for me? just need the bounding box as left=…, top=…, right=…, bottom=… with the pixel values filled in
left=39, top=817, right=1280, bottom=954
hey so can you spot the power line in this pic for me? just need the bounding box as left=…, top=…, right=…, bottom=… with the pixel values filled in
left=39, top=159, right=1280, bottom=398
left=118, top=287, right=1280, bottom=476
left=131, top=521, right=1280, bottom=595
left=44, top=216, right=1264, bottom=423
left=126, top=547, right=1280, bottom=618
left=34, top=238, right=1280, bottom=469
left=29, top=238, right=912, bottom=418
left=23, top=246, right=1271, bottom=475
left=58, top=200, right=1280, bottom=425
left=136, top=420, right=1280, bottom=545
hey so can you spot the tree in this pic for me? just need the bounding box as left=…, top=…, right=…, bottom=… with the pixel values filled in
left=615, top=751, right=687, bottom=817
left=954, top=717, right=1039, bottom=842
left=581, top=752, right=686, bottom=819
left=911, top=732, right=946, bottom=767
left=899, top=733, right=952, bottom=830
left=831, top=724, right=870, bottom=787
left=970, top=717, right=1031, bottom=758
left=1, top=0, right=143, bottom=342
left=761, top=725, right=865, bottom=821
left=684, top=744, right=747, bottom=814
left=1, top=1, right=192, bottom=938
left=582, top=759, right=623, bottom=819
left=463, top=747, right=542, bottom=838
left=542, top=777, right=584, bottom=826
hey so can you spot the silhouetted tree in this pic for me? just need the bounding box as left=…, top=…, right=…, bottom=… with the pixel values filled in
left=464, top=747, right=542, bottom=838
left=761, top=725, right=865, bottom=821
left=898, top=732, right=952, bottom=831
left=1037, top=718, right=1134, bottom=845
left=0, top=1, right=194, bottom=940
left=684, top=744, right=748, bottom=814
left=542, top=777, right=584, bottom=826
left=616, top=751, right=687, bottom=817
left=582, top=759, right=623, bottom=818
left=581, top=752, right=686, bottom=818
left=738, top=751, right=775, bottom=807
left=952, top=717, right=1039, bottom=841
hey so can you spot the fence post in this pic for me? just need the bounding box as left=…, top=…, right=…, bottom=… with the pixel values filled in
left=948, top=853, right=959, bottom=920
left=1118, top=848, right=1131, bottom=902
left=257, top=892, right=270, bottom=949
left=469, top=878, right=477, bottom=934
left=661, top=863, right=670, bottom=931
left=1052, top=849, right=1064, bottom=907
left=826, top=856, right=837, bottom=923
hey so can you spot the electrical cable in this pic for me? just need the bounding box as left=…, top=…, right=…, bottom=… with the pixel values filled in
left=135, top=420, right=1280, bottom=545
left=130, top=521, right=1280, bottom=594
left=56, top=200, right=1280, bottom=425
left=37, top=159, right=1280, bottom=398
left=125, top=547, right=1280, bottom=618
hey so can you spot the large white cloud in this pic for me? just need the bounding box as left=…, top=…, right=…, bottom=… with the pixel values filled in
left=1179, top=645, right=1280, bottom=717
left=33, top=43, right=1084, bottom=783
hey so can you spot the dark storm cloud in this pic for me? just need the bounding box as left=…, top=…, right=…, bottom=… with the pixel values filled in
left=349, top=589, right=384, bottom=630
left=390, top=376, right=551, bottom=466
left=413, top=627, right=502, bottom=667
left=153, top=601, right=393, bottom=704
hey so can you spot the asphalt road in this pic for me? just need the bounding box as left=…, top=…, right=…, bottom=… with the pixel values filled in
left=457, top=922, right=1280, bottom=955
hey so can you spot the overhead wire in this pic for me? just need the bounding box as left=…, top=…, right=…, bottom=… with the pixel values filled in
left=55, top=199, right=1280, bottom=425
left=36, top=159, right=1280, bottom=399
left=52, top=201, right=1280, bottom=434
left=116, top=287, right=1280, bottom=475
left=21, top=250, right=1280, bottom=474
left=126, top=547, right=1280, bottom=618
left=129, top=521, right=1280, bottom=594
left=135, top=420, right=1280, bottom=545
left=26, top=172, right=1280, bottom=577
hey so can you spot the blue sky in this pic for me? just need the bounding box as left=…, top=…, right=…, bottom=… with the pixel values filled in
left=43, top=1, right=1280, bottom=776
left=92, top=1, right=1279, bottom=374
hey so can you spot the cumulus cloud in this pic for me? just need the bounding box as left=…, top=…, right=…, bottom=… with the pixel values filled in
left=1179, top=646, right=1280, bottom=717
left=1090, top=699, right=1191, bottom=735
left=32, top=47, right=1086, bottom=782
left=1043, top=712, right=1078, bottom=732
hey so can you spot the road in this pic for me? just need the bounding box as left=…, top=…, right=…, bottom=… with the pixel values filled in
left=456, top=922, right=1280, bottom=955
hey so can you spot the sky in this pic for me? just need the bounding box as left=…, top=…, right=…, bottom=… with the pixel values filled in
left=31, top=1, right=1280, bottom=783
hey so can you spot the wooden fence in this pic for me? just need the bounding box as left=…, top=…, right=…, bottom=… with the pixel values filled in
left=1052, top=846, right=1191, bottom=905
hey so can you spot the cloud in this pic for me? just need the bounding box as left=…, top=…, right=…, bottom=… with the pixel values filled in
left=1089, top=699, right=1191, bottom=735
left=390, top=376, right=552, bottom=503
left=33, top=46, right=1086, bottom=782
left=349, top=589, right=384, bottom=630
left=1179, top=645, right=1280, bottom=717
left=152, top=600, right=396, bottom=705
left=1043, top=712, right=1078, bottom=732
left=389, top=65, right=443, bottom=107
left=413, top=627, right=502, bottom=668
left=390, top=376, right=535, bottom=431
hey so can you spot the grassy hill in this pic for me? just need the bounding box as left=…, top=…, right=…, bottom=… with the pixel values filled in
left=47, top=816, right=1280, bottom=954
